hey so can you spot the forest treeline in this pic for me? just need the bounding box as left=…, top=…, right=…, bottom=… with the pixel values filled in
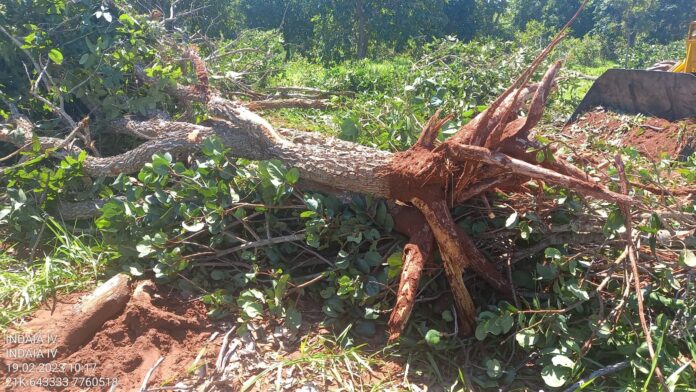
left=173, top=0, right=695, bottom=62
left=1, top=0, right=694, bottom=65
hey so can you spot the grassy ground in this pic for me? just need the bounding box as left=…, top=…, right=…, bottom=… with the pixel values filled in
left=0, top=219, right=116, bottom=328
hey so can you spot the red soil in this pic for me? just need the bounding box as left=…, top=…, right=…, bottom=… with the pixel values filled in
left=1, top=282, right=214, bottom=391
left=569, top=111, right=695, bottom=161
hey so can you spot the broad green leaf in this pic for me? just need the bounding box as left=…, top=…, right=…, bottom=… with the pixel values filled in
left=516, top=329, right=539, bottom=349
left=541, top=365, right=569, bottom=388
left=364, top=307, right=379, bottom=320
left=126, top=263, right=144, bottom=276
left=242, top=302, right=263, bottom=318
left=551, top=355, right=574, bottom=368
left=425, top=329, right=441, bottom=346
left=363, top=251, right=381, bottom=266
left=322, top=297, right=344, bottom=318
left=304, top=195, right=321, bottom=212
left=339, top=117, right=359, bottom=141
left=486, top=358, right=503, bottom=379
left=136, top=243, right=155, bottom=258
left=24, top=32, right=36, bottom=44
left=182, top=221, right=205, bottom=232
left=603, top=209, right=626, bottom=236
left=545, top=247, right=562, bottom=261
left=519, top=220, right=531, bottom=239
left=152, top=263, right=168, bottom=279
left=48, top=49, right=63, bottom=65
left=505, top=211, right=518, bottom=228
left=536, top=263, right=558, bottom=281
left=285, top=167, right=300, bottom=184
left=536, top=150, right=546, bottom=163
left=119, top=13, right=137, bottom=26
left=387, top=251, right=403, bottom=279
left=499, top=312, right=514, bottom=333
left=475, top=320, right=489, bottom=341
left=566, top=283, right=590, bottom=301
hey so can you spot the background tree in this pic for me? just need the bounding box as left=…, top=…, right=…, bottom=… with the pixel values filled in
left=474, top=0, right=510, bottom=37
left=311, top=0, right=447, bottom=62
left=240, top=0, right=316, bottom=56
left=442, top=0, right=479, bottom=40
left=592, top=0, right=656, bottom=65
left=509, top=0, right=595, bottom=37
left=647, top=0, right=696, bottom=43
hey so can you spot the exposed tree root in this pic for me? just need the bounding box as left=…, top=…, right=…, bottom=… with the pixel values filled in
left=410, top=196, right=477, bottom=336
left=442, top=142, right=633, bottom=204
left=388, top=206, right=435, bottom=340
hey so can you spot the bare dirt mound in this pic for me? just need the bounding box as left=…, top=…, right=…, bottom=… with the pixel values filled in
left=568, top=110, right=696, bottom=161
left=2, top=279, right=412, bottom=391
left=1, top=278, right=214, bottom=391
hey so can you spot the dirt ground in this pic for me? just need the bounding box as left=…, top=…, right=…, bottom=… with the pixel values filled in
left=1, top=282, right=215, bottom=391
left=1, top=283, right=408, bottom=392
left=565, top=110, right=696, bottom=161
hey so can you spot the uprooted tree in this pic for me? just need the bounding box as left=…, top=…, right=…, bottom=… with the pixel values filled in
left=1, top=2, right=653, bottom=341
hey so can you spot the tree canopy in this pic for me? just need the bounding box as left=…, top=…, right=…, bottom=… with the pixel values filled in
left=233, top=0, right=696, bottom=61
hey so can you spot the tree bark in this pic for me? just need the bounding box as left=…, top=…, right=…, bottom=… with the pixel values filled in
left=355, top=0, right=368, bottom=59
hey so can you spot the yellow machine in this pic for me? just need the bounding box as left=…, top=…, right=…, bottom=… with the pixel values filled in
left=670, top=21, right=696, bottom=73
left=571, top=21, right=696, bottom=121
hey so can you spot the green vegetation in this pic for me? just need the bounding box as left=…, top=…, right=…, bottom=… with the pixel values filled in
left=1, top=0, right=695, bottom=390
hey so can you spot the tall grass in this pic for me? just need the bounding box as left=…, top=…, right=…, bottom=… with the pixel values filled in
left=0, top=217, right=117, bottom=328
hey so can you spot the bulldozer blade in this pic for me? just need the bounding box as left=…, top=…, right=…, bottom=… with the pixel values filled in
left=569, top=69, right=696, bottom=122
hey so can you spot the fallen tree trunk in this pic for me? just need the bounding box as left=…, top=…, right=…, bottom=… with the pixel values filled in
left=2, top=0, right=625, bottom=340
left=0, top=68, right=617, bottom=336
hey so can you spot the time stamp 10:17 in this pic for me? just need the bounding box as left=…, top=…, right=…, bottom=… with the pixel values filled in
left=4, top=363, right=118, bottom=389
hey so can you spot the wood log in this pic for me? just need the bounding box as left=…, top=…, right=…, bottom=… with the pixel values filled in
left=52, top=274, right=131, bottom=356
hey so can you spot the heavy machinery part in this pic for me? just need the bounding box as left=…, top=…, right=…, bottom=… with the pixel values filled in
left=671, top=21, right=696, bottom=73
left=569, top=69, right=696, bottom=122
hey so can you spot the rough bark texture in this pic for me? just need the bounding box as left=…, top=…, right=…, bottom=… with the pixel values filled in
left=245, top=98, right=332, bottom=111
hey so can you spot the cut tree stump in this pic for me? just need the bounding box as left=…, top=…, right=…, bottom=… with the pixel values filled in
left=51, top=274, right=132, bottom=356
